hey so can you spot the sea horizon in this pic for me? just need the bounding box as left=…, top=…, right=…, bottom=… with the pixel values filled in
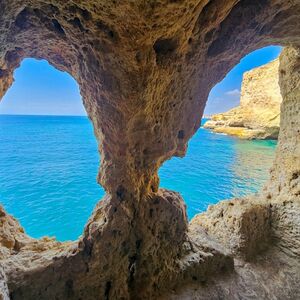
left=0, top=114, right=277, bottom=241
left=0, top=113, right=88, bottom=117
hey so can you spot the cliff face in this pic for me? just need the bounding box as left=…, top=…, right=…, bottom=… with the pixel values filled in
left=0, top=1, right=299, bottom=299
left=204, top=59, right=282, bottom=139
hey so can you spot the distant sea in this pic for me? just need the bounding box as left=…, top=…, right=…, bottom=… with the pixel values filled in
left=0, top=115, right=277, bottom=241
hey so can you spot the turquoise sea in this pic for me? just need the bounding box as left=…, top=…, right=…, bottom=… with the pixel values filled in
left=0, top=115, right=277, bottom=241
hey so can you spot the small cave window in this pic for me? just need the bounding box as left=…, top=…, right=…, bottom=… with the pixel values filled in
left=0, top=58, right=104, bottom=241
left=159, top=46, right=282, bottom=219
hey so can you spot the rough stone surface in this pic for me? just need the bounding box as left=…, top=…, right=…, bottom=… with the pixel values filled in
left=204, top=58, right=282, bottom=139
left=0, top=1, right=299, bottom=299
left=192, top=197, right=272, bottom=260
left=163, top=248, right=300, bottom=300
left=265, top=47, right=300, bottom=200
left=0, top=267, right=9, bottom=300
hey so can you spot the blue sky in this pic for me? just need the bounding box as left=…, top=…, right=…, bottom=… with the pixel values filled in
left=205, top=45, right=282, bottom=115
left=0, top=59, right=85, bottom=116
left=0, top=46, right=282, bottom=116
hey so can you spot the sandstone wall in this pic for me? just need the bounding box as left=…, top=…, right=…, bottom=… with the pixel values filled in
left=0, top=1, right=299, bottom=299
left=204, top=58, right=282, bottom=139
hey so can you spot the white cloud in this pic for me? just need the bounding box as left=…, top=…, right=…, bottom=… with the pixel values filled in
left=225, top=89, right=240, bottom=97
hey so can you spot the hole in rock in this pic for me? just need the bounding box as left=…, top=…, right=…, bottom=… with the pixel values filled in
left=0, top=58, right=104, bottom=241
left=159, top=46, right=282, bottom=219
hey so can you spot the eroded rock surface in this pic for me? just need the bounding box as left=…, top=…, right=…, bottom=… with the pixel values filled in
left=204, top=59, right=282, bottom=139
left=0, top=1, right=299, bottom=299
left=0, top=267, right=9, bottom=300
left=192, top=196, right=272, bottom=260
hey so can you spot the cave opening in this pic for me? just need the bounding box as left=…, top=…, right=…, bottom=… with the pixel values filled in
left=159, top=45, right=281, bottom=219
left=0, top=1, right=299, bottom=298
left=0, top=58, right=104, bottom=241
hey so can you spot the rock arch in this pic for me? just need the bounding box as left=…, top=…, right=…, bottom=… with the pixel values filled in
left=0, top=1, right=299, bottom=299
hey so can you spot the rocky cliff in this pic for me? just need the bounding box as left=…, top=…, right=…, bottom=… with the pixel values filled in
left=204, top=59, right=282, bottom=139
left=0, top=1, right=299, bottom=299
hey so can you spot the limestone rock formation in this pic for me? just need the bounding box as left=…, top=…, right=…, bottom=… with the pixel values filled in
left=192, top=196, right=272, bottom=260
left=204, top=58, right=282, bottom=139
left=0, top=1, right=299, bottom=299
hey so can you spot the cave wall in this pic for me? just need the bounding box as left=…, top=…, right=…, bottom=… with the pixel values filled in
left=0, top=1, right=299, bottom=299
left=266, top=47, right=300, bottom=259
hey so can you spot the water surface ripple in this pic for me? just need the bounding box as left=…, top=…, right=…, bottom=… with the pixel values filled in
left=0, top=116, right=277, bottom=241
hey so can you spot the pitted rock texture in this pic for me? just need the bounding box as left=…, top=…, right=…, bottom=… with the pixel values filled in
left=1, top=193, right=232, bottom=300
left=0, top=1, right=299, bottom=299
left=266, top=47, right=300, bottom=200
left=192, top=196, right=272, bottom=261
left=164, top=248, right=300, bottom=300
left=0, top=267, right=9, bottom=300
left=204, top=58, right=282, bottom=139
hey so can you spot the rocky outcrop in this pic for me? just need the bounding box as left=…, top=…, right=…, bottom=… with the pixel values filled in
left=204, top=59, right=282, bottom=139
left=192, top=196, right=272, bottom=261
left=0, top=1, right=299, bottom=299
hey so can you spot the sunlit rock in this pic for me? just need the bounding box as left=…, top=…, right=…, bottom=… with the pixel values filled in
left=204, top=59, right=282, bottom=139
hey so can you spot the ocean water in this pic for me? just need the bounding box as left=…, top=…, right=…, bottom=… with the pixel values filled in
left=0, top=115, right=277, bottom=241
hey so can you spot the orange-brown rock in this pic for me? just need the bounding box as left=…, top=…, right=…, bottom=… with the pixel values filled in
left=0, top=1, right=299, bottom=299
